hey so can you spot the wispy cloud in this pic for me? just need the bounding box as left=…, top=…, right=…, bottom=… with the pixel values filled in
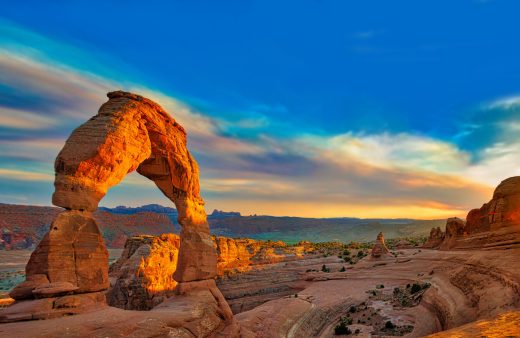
left=0, top=168, right=53, bottom=182
left=0, top=21, right=518, bottom=219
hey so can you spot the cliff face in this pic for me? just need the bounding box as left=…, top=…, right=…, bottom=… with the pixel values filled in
left=424, top=176, right=520, bottom=250
left=108, top=234, right=315, bottom=310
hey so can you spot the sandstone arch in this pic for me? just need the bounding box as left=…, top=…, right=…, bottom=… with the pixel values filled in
left=15, top=91, right=217, bottom=298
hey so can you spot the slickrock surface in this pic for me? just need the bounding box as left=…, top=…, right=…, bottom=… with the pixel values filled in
left=236, top=248, right=520, bottom=337
left=370, top=232, right=390, bottom=258
left=425, top=176, right=520, bottom=250
left=0, top=289, right=239, bottom=337
left=426, top=310, right=520, bottom=337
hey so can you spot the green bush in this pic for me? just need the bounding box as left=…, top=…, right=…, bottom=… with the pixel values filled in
left=334, top=322, right=351, bottom=335
left=385, top=321, right=395, bottom=329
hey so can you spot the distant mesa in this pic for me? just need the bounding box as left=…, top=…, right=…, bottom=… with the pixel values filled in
left=424, top=176, right=520, bottom=250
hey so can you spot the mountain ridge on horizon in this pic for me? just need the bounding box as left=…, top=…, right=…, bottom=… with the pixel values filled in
left=0, top=203, right=445, bottom=250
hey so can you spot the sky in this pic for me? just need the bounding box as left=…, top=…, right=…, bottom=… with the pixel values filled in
left=1, top=0, right=520, bottom=219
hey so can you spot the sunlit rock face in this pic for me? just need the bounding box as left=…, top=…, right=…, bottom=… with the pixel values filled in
left=49, top=91, right=216, bottom=283
left=107, top=234, right=315, bottom=310
left=426, top=311, right=520, bottom=338
left=425, top=176, right=520, bottom=250
left=472, top=176, right=520, bottom=232
left=108, top=234, right=179, bottom=310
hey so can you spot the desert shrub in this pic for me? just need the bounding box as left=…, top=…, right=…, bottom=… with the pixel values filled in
left=349, top=306, right=357, bottom=313
left=411, top=283, right=422, bottom=294
left=376, top=284, right=384, bottom=289
left=343, top=249, right=350, bottom=256
left=334, top=322, right=351, bottom=335
left=354, top=329, right=360, bottom=334
left=334, top=317, right=352, bottom=335
left=340, top=266, right=346, bottom=272
left=321, top=264, right=330, bottom=273
left=385, top=321, right=395, bottom=329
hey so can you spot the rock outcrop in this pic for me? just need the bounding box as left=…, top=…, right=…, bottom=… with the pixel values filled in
left=438, top=218, right=465, bottom=250
left=423, top=227, right=445, bottom=249
left=425, top=176, right=520, bottom=250
left=371, top=232, right=390, bottom=258
left=5, top=91, right=237, bottom=335
left=107, top=234, right=179, bottom=310
left=106, top=234, right=315, bottom=310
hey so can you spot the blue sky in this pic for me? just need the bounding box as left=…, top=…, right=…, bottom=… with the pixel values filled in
left=1, top=0, right=519, bottom=218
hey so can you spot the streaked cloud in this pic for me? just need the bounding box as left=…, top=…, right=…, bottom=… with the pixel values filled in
left=0, top=20, right=518, bottom=219
left=0, top=168, right=53, bottom=182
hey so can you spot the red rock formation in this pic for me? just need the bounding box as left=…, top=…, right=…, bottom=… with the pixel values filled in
left=439, top=218, right=465, bottom=250
left=426, top=176, right=520, bottom=250
left=371, top=232, right=390, bottom=258
left=107, top=234, right=179, bottom=310
left=423, top=227, right=445, bottom=249
left=106, top=234, right=315, bottom=310
left=7, top=92, right=235, bottom=333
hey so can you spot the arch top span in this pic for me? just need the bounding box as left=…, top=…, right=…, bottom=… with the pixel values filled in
left=7, top=92, right=235, bottom=332
left=53, top=91, right=200, bottom=215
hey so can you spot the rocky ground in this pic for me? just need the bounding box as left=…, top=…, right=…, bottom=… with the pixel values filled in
left=1, top=245, right=518, bottom=337
left=232, top=247, right=520, bottom=337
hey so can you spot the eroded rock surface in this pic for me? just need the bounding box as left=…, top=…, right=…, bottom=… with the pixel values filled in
left=106, top=234, right=315, bottom=310
left=371, top=232, right=390, bottom=258
left=107, top=234, right=179, bottom=310
left=423, top=227, right=445, bottom=249
left=425, top=176, right=520, bottom=250
left=7, top=91, right=235, bottom=334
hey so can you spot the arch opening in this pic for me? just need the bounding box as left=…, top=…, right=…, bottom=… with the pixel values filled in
left=18, top=91, right=217, bottom=299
